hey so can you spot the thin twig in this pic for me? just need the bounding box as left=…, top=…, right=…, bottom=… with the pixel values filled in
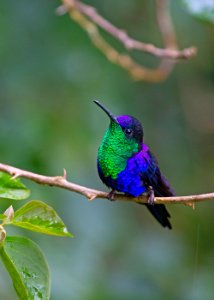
left=64, top=9, right=168, bottom=82
left=0, top=163, right=213, bottom=205
left=57, top=0, right=197, bottom=82
left=60, top=0, right=196, bottom=59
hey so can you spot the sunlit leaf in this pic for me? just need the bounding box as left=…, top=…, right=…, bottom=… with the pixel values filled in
left=12, top=200, right=73, bottom=237
left=0, top=172, right=30, bottom=200
left=0, top=214, right=6, bottom=221
left=0, top=236, right=50, bottom=300
left=183, top=0, right=214, bottom=24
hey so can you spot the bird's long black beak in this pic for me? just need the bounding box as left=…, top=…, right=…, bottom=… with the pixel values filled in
left=94, top=100, right=118, bottom=123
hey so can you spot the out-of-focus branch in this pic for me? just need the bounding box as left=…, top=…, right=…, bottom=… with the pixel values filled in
left=60, top=0, right=196, bottom=59
left=57, top=0, right=197, bottom=82
left=0, top=163, right=213, bottom=205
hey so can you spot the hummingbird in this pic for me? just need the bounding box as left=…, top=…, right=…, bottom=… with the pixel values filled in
left=94, top=100, right=175, bottom=229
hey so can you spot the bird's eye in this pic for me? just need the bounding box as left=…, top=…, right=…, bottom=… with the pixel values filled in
left=124, top=128, right=133, bottom=136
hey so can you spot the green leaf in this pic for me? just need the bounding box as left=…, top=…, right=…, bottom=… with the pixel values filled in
left=0, top=236, right=50, bottom=300
left=183, top=0, right=214, bottom=24
left=0, top=172, right=30, bottom=200
left=0, top=214, right=6, bottom=221
left=12, top=200, right=73, bottom=237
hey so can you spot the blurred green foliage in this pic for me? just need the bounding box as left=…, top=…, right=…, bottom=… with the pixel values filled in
left=0, top=0, right=214, bottom=299
left=183, top=0, right=214, bottom=24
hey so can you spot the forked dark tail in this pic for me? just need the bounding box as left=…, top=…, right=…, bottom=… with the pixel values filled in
left=144, top=170, right=175, bottom=229
left=145, top=204, right=172, bottom=229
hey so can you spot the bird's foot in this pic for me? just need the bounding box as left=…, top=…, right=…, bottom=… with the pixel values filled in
left=147, top=186, right=155, bottom=205
left=107, top=189, right=116, bottom=201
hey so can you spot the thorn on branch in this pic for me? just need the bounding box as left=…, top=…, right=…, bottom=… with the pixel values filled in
left=63, top=168, right=67, bottom=180
left=11, top=173, right=21, bottom=180
left=88, top=194, right=96, bottom=201
left=185, top=202, right=195, bottom=210
left=56, top=5, right=68, bottom=16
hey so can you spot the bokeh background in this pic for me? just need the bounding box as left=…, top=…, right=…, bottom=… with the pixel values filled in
left=0, top=1, right=214, bottom=299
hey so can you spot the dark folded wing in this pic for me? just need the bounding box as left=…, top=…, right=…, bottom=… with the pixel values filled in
left=139, top=149, right=175, bottom=229
left=141, top=149, right=175, bottom=197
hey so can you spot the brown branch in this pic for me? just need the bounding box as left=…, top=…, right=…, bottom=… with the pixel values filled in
left=60, top=0, right=196, bottom=59
left=0, top=163, right=213, bottom=205
left=63, top=9, right=169, bottom=82
left=57, top=0, right=197, bottom=82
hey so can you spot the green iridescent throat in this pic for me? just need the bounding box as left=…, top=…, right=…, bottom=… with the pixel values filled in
left=98, top=122, right=139, bottom=179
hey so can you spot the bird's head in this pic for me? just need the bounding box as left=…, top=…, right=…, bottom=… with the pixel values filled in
left=94, top=100, right=144, bottom=152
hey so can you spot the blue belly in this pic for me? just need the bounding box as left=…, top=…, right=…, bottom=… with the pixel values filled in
left=98, top=153, right=148, bottom=197
left=115, top=156, right=147, bottom=196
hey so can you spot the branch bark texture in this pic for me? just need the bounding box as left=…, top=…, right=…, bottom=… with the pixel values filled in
left=0, top=163, right=213, bottom=205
